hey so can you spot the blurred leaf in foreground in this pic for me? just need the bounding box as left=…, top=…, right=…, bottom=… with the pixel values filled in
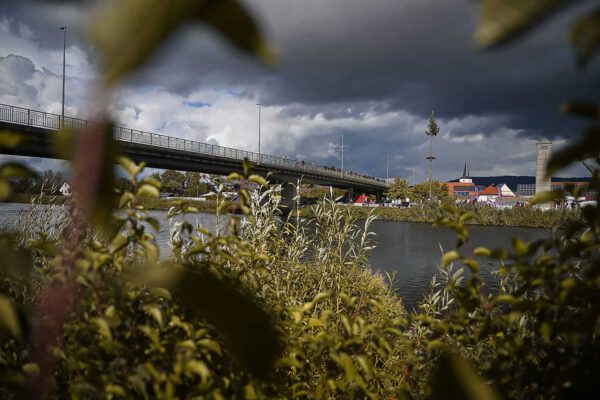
left=475, top=0, right=568, bottom=49
left=431, top=351, right=500, bottom=400
left=569, top=8, right=600, bottom=66
left=130, top=264, right=283, bottom=379
left=90, top=0, right=272, bottom=86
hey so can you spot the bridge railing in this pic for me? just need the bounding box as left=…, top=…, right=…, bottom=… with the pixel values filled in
left=0, top=103, right=387, bottom=187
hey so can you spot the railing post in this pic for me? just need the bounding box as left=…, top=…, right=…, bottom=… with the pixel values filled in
left=27, top=109, right=30, bottom=126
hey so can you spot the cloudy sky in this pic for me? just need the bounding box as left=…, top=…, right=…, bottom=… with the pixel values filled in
left=1, top=0, right=599, bottom=183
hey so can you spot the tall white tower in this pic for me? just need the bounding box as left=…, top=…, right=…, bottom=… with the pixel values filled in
left=535, top=142, right=552, bottom=195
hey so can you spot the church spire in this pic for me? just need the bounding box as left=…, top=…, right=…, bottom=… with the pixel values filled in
left=462, top=161, right=468, bottom=178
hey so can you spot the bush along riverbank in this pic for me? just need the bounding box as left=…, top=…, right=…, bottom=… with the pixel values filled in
left=8, top=193, right=217, bottom=213
left=0, top=158, right=596, bottom=399
left=295, top=202, right=578, bottom=228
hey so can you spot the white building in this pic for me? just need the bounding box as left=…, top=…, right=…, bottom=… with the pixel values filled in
left=59, top=182, right=71, bottom=196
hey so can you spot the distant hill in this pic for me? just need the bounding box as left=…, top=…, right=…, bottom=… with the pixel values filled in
left=448, top=176, right=592, bottom=191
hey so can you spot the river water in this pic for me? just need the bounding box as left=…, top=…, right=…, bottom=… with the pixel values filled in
left=0, top=203, right=549, bottom=310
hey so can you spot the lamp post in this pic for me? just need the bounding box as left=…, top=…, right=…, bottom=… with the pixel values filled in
left=386, top=154, right=389, bottom=180
left=340, top=134, right=344, bottom=178
left=60, top=26, right=67, bottom=130
left=256, top=103, right=261, bottom=164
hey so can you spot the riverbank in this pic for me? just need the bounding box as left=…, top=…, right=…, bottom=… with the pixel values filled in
left=8, top=194, right=217, bottom=213
left=8, top=194, right=576, bottom=228
left=295, top=203, right=578, bottom=228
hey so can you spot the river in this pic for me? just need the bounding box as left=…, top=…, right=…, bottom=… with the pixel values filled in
left=0, top=203, right=549, bottom=310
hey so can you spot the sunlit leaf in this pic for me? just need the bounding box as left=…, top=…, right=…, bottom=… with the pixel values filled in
left=138, top=184, right=160, bottom=198
left=21, top=363, right=40, bottom=377
left=248, top=174, right=268, bottom=187
left=441, top=250, right=461, bottom=268
left=0, top=295, right=21, bottom=338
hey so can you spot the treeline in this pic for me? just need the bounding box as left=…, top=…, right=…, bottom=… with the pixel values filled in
left=8, top=170, right=66, bottom=195
left=117, top=170, right=214, bottom=197
left=385, top=177, right=449, bottom=201
left=298, top=202, right=577, bottom=228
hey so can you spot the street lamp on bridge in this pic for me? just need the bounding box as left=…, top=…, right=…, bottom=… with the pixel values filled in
left=256, top=103, right=261, bottom=164
left=59, top=26, right=67, bottom=130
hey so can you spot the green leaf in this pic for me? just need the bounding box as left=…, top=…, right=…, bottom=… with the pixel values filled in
left=149, top=287, right=172, bottom=302
left=198, top=339, right=222, bottom=356
left=0, top=162, right=34, bottom=179
left=129, top=266, right=282, bottom=378
left=22, top=363, right=40, bottom=377
left=109, top=233, right=129, bottom=253
left=119, top=157, right=144, bottom=179
left=441, top=250, right=461, bottom=268
left=0, top=131, right=23, bottom=147
left=431, top=351, right=500, bottom=400
left=199, top=0, right=274, bottom=63
left=93, top=317, right=113, bottom=341
left=569, top=10, right=600, bottom=66
left=0, top=181, right=10, bottom=200
left=248, top=174, right=268, bottom=187
left=143, top=305, right=163, bottom=327
left=0, top=295, right=21, bottom=338
left=475, top=0, right=566, bottom=49
left=185, top=360, right=211, bottom=382
left=138, top=184, right=160, bottom=198
left=547, top=126, right=600, bottom=174
left=473, top=246, right=492, bottom=257
left=90, top=0, right=269, bottom=86
left=227, top=172, right=243, bottom=181
left=531, top=190, right=563, bottom=205
left=119, top=191, right=135, bottom=208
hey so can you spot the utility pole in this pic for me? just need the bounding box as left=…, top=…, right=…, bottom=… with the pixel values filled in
left=256, top=103, right=261, bottom=164
left=60, top=26, right=67, bottom=130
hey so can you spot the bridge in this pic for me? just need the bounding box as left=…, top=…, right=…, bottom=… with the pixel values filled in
left=0, top=103, right=389, bottom=203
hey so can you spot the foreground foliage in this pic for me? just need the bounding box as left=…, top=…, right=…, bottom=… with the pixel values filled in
left=0, top=0, right=598, bottom=398
left=0, top=159, right=598, bottom=399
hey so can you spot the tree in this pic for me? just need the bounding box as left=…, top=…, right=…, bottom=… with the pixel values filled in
left=385, top=177, right=412, bottom=200
left=115, top=177, right=134, bottom=193
left=425, top=111, right=440, bottom=200
left=160, top=169, right=186, bottom=196
left=184, top=171, right=205, bottom=197
left=40, top=170, right=65, bottom=195
left=411, top=180, right=448, bottom=202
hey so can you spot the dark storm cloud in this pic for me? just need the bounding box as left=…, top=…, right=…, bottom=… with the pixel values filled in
left=112, top=0, right=600, bottom=142
left=1, top=0, right=597, bottom=180
left=7, top=0, right=598, bottom=141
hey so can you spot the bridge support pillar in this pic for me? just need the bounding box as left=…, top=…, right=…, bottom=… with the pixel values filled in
left=280, top=182, right=297, bottom=212
left=347, top=187, right=354, bottom=203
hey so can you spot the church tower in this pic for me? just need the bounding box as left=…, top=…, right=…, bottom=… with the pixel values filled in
left=459, top=161, right=473, bottom=184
